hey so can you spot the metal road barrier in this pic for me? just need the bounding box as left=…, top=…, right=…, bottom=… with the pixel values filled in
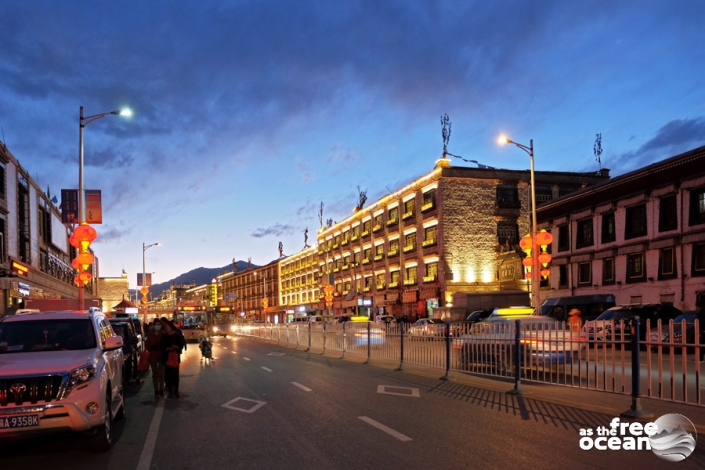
left=231, top=318, right=703, bottom=407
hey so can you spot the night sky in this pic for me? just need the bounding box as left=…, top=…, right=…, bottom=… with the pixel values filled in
left=1, top=1, right=704, bottom=288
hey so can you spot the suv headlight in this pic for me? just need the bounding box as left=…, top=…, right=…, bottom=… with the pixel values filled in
left=65, top=364, right=97, bottom=395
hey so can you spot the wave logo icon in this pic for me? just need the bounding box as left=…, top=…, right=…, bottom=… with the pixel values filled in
left=649, top=413, right=697, bottom=462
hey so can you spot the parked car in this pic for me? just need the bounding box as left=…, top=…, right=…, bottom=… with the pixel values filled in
left=0, top=310, right=125, bottom=452
left=375, top=315, right=397, bottom=324
left=108, top=319, right=139, bottom=385
left=346, top=322, right=386, bottom=346
left=583, top=304, right=683, bottom=343
left=648, top=312, right=699, bottom=348
left=407, top=318, right=447, bottom=339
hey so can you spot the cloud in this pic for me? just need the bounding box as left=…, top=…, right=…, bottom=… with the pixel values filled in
left=93, top=227, right=129, bottom=244
left=296, top=201, right=318, bottom=220
left=251, top=223, right=299, bottom=238
left=85, top=148, right=135, bottom=168
left=296, top=161, right=313, bottom=182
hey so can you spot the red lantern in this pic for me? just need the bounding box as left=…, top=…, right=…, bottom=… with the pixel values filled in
left=525, top=271, right=533, bottom=279
left=74, top=223, right=98, bottom=244
left=540, top=268, right=550, bottom=279
left=142, top=296, right=148, bottom=303
left=75, top=251, right=94, bottom=266
left=74, top=275, right=81, bottom=286
left=140, top=286, right=149, bottom=295
left=71, top=258, right=81, bottom=269
left=519, top=234, right=533, bottom=252
left=78, top=271, right=92, bottom=283
left=538, top=252, right=552, bottom=266
left=535, top=230, right=553, bottom=248
left=69, top=233, right=81, bottom=248
left=522, top=257, right=534, bottom=268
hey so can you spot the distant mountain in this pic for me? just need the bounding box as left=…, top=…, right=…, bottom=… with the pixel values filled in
left=132, top=260, right=257, bottom=298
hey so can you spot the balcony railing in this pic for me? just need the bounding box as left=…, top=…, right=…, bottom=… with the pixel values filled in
left=373, top=224, right=383, bottom=232
left=333, top=267, right=340, bottom=272
left=386, top=218, right=398, bottom=226
left=332, top=243, right=340, bottom=249
left=363, top=287, right=370, bottom=292
left=351, top=234, right=359, bottom=241
left=376, top=283, right=385, bottom=290
left=388, top=281, right=399, bottom=288
left=421, top=201, right=435, bottom=212
left=373, top=254, right=383, bottom=261
left=387, top=249, right=399, bottom=257
left=423, top=275, right=436, bottom=283
left=341, top=239, right=349, bottom=246
left=361, top=229, right=370, bottom=237
left=342, top=264, right=349, bottom=270
left=402, top=211, right=414, bottom=220
left=403, top=245, right=415, bottom=253
left=361, top=258, right=370, bottom=265
left=404, top=279, right=417, bottom=286
left=422, top=238, right=437, bottom=248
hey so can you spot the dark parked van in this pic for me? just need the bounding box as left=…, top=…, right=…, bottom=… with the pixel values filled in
left=536, top=294, right=616, bottom=323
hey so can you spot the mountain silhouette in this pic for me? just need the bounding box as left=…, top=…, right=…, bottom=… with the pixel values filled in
left=131, top=260, right=258, bottom=299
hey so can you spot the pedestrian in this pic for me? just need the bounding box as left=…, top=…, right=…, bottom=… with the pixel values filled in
left=161, top=320, right=186, bottom=399
left=145, top=318, right=165, bottom=399
left=567, top=308, right=582, bottom=333
left=163, top=316, right=187, bottom=351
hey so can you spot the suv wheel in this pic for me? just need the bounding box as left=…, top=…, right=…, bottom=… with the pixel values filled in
left=87, top=389, right=113, bottom=452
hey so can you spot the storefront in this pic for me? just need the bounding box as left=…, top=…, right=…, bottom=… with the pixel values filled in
left=418, top=286, right=440, bottom=318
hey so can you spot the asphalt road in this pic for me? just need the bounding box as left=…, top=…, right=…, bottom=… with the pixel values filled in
left=2, top=335, right=704, bottom=469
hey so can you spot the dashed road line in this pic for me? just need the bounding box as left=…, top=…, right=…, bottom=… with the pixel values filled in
left=261, top=366, right=273, bottom=372
left=243, top=357, right=251, bottom=361
left=136, top=400, right=165, bottom=470
left=292, top=382, right=312, bottom=392
left=232, top=351, right=237, bottom=354
left=358, top=416, right=412, bottom=442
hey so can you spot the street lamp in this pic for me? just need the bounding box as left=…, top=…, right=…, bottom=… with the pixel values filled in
left=77, top=106, right=131, bottom=309
left=497, top=135, right=540, bottom=308
left=142, top=242, right=161, bottom=321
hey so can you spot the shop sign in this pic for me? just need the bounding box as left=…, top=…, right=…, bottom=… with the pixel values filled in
left=358, top=298, right=372, bottom=307
left=18, top=282, right=30, bottom=297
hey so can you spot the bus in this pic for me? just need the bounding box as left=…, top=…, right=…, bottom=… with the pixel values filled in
left=206, top=306, right=237, bottom=337
left=174, top=302, right=207, bottom=342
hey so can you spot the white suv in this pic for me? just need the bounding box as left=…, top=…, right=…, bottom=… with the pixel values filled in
left=0, top=310, right=125, bottom=452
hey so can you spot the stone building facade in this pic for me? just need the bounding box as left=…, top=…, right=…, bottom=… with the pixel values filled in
left=97, top=272, right=130, bottom=312
left=537, top=146, right=705, bottom=311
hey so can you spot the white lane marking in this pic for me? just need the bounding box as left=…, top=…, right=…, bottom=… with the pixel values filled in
left=358, top=416, right=412, bottom=442
left=267, top=352, right=285, bottom=356
left=291, top=382, right=312, bottom=392
left=232, top=351, right=237, bottom=354
left=377, top=385, right=420, bottom=397
left=222, top=346, right=228, bottom=349
left=136, top=400, right=165, bottom=470
left=261, top=367, right=273, bottom=372
left=243, top=357, right=251, bottom=361
left=222, top=397, right=267, bottom=413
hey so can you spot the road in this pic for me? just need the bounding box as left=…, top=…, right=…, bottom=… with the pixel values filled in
left=1, top=335, right=704, bottom=469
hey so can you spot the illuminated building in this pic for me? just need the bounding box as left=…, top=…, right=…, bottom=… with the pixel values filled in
left=97, top=271, right=130, bottom=312
left=537, top=146, right=705, bottom=310
left=279, top=244, right=319, bottom=322
left=220, top=261, right=279, bottom=322
left=317, top=156, right=609, bottom=319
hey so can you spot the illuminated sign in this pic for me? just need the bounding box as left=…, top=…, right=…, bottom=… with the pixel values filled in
left=357, top=298, right=372, bottom=307
left=12, top=261, right=29, bottom=276
left=18, top=282, right=30, bottom=297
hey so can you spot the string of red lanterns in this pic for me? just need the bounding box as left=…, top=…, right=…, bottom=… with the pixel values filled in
left=70, top=222, right=98, bottom=286
left=520, top=229, right=554, bottom=280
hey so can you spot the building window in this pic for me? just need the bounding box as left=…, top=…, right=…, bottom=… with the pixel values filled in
left=658, top=195, right=678, bottom=232
left=536, top=186, right=552, bottom=203
left=342, top=255, right=350, bottom=269
left=577, top=262, right=591, bottom=285
left=374, top=244, right=384, bottom=261
left=389, top=271, right=400, bottom=288
left=403, top=233, right=416, bottom=253
left=363, top=248, right=371, bottom=264
left=388, top=239, right=399, bottom=257
left=403, top=199, right=415, bottom=220
left=424, top=262, right=438, bottom=283
left=658, top=247, right=677, bottom=280
left=558, top=225, right=569, bottom=252
left=362, top=220, right=371, bottom=237
left=626, top=252, right=646, bottom=282
left=421, top=189, right=436, bottom=212
left=576, top=219, right=593, bottom=249
left=38, top=207, right=52, bottom=245
left=692, top=242, right=705, bottom=277
left=364, top=276, right=372, bottom=291
left=497, top=221, right=518, bottom=245
left=558, top=265, right=568, bottom=288
left=602, top=258, right=615, bottom=285
left=333, top=235, right=340, bottom=248
left=341, top=231, right=350, bottom=245
left=343, top=281, right=351, bottom=294
left=351, top=226, right=359, bottom=241
left=625, top=204, right=647, bottom=240
left=496, top=184, right=520, bottom=209
left=373, top=214, right=384, bottom=232
left=0, top=164, right=5, bottom=200
left=422, top=225, right=437, bottom=247
left=404, top=266, right=417, bottom=285
left=376, top=273, right=386, bottom=290
left=601, top=212, right=615, bottom=244
left=387, top=207, right=399, bottom=226
left=689, top=186, right=705, bottom=226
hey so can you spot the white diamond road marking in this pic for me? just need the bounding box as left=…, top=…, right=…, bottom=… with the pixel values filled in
left=377, top=385, right=420, bottom=397
left=261, top=366, right=273, bottom=372
left=243, top=357, right=251, bottom=361
left=267, top=352, right=286, bottom=356
left=358, top=416, right=412, bottom=441
left=292, top=382, right=312, bottom=392
left=221, top=397, right=267, bottom=414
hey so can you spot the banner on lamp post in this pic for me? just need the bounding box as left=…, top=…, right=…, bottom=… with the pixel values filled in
left=85, top=190, right=102, bottom=224
left=137, top=273, right=153, bottom=287
left=61, top=189, right=79, bottom=224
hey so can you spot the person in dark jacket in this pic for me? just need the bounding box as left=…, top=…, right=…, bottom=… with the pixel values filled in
left=161, top=320, right=186, bottom=399
left=145, top=318, right=165, bottom=398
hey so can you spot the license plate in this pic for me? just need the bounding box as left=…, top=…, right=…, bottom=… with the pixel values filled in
left=0, top=415, right=40, bottom=429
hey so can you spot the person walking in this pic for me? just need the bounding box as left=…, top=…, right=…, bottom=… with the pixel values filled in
left=567, top=308, right=583, bottom=333
left=161, top=320, right=186, bottom=399
left=145, top=318, right=165, bottom=399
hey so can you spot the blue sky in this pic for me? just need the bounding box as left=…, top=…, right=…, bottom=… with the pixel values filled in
left=1, top=1, right=704, bottom=288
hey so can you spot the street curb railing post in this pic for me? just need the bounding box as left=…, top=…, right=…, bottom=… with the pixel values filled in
left=620, top=316, right=654, bottom=419
left=322, top=321, right=327, bottom=355
left=440, top=322, right=451, bottom=380
left=364, top=321, right=372, bottom=364
left=508, top=319, right=527, bottom=395
left=395, top=321, right=405, bottom=371
left=305, top=321, right=311, bottom=352
left=341, top=321, right=347, bottom=359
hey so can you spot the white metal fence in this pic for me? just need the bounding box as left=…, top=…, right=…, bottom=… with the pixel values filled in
left=232, top=318, right=704, bottom=407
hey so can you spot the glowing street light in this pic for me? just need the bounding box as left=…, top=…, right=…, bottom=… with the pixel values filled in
left=76, top=106, right=131, bottom=309
left=142, top=242, right=161, bottom=321
left=497, top=135, right=541, bottom=308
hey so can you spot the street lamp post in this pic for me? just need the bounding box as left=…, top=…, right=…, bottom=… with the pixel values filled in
left=142, top=242, right=162, bottom=321
left=77, top=106, right=131, bottom=309
left=498, top=136, right=540, bottom=309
